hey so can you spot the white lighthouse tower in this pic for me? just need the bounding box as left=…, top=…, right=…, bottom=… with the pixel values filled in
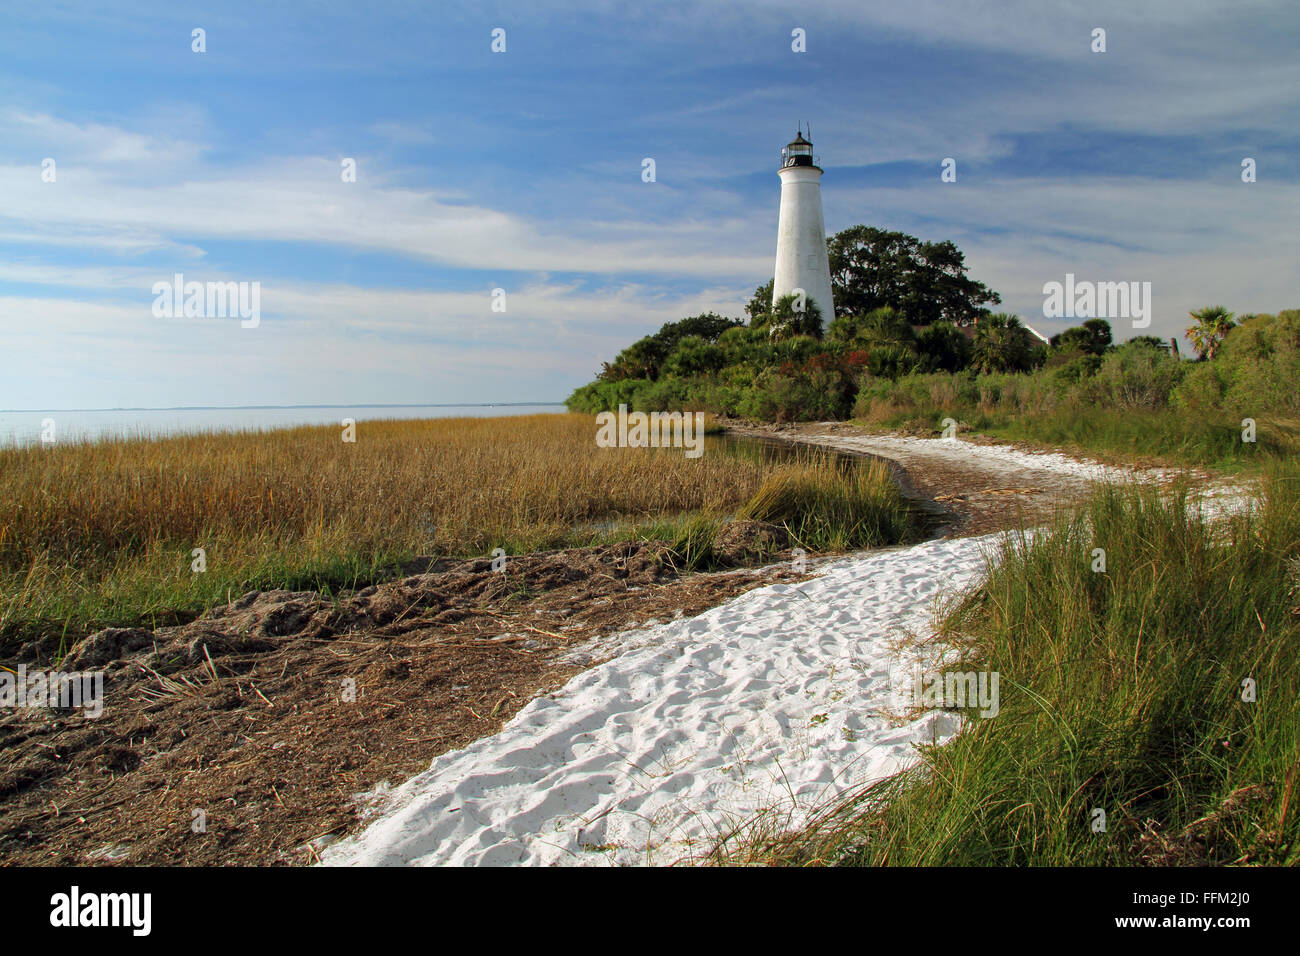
left=772, top=128, right=835, bottom=322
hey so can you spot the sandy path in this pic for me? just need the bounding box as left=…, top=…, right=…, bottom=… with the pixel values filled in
left=730, top=423, right=1221, bottom=537
left=322, top=430, right=1243, bottom=867
left=322, top=535, right=991, bottom=866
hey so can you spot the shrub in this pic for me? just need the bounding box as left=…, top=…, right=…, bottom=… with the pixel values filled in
left=662, top=335, right=726, bottom=377
left=631, top=375, right=702, bottom=412
left=1173, top=310, right=1300, bottom=417
left=565, top=377, right=648, bottom=413
left=915, top=322, right=972, bottom=373
left=1085, top=340, right=1184, bottom=411
left=737, top=369, right=846, bottom=422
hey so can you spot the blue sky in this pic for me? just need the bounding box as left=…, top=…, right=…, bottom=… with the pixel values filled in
left=2, top=1, right=1298, bottom=409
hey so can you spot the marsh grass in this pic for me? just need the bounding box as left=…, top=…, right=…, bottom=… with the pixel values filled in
left=711, top=460, right=1300, bottom=866
left=1, top=414, right=912, bottom=651
left=738, top=457, right=913, bottom=552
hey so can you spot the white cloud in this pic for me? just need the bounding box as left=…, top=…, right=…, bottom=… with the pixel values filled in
left=0, top=152, right=771, bottom=279
left=0, top=275, right=751, bottom=407
left=2, top=108, right=209, bottom=168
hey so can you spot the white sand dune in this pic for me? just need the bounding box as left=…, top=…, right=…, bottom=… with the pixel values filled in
left=321, top=435, right=1249, bottom=867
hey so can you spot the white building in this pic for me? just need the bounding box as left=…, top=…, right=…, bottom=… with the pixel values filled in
left=772, top=129, right=835, bottom=322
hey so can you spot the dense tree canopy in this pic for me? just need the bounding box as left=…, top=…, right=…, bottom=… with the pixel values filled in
left=750, top=293, right=824, bottom=340
left=746, top=226, right=998, bottom=327
left=915, top=321, right=973, bottom=372
left=598, top=312, right=742, bottom=381
left=1126, top=335, right=1171, bottom=354
left=827, top=306, right=914, bottom=350
left=745, top=279, right=775, bottom=322
left=1050, top=319, right=1113, bottom=355
left=569, top=227, right=1270, bottom=426
left=826, top=226, right=1001, bottom=324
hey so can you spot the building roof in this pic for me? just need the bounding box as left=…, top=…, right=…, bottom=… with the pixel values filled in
left=1021, top=322, right=1052, bottom=345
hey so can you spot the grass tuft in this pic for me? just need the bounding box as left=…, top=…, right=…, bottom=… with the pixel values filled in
left=738, top=456, right=914, bottom=552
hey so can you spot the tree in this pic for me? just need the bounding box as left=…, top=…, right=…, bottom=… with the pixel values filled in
left=827, top=306, right=914, bottom=348
left=826, top=307, right=921, bottom=378
left=916, top=321, right=973, bottom=372
left=826, top=225, right=1001, bottom=323
left=1050, top=319, right=1113, bottom=355
left=662, top=335, right=725, bottom=376
left=1124, top=335, right=1171, bottom=354
left=599, top=336, right=666, bottom=381
left=970, top=313, right=1038, bottom=373
left=751, top=294, right=824, bottom=340
left=1185, top=305, right=1237, bottom=361
left=656, top=313, right=742, bottom=345
left=717, top=325, right=765, bottom=366
left=745, top=280, right=774, bottom=322
left=598, top=312, right=741, bottom=381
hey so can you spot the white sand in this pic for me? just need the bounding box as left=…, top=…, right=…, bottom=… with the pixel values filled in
left=796, top=431, right=1191, bottom=483
left=800, top=432, right=1250, bottom=519
left=322, top=535, right=994, bottom=866
left=321, top=434, right=1251, bottom=867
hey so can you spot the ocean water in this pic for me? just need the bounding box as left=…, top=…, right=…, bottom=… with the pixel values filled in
left=0, top=404, right=567, bottom=447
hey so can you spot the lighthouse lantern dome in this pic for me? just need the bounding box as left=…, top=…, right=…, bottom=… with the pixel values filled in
left=781, top=131, right=816, bottom=168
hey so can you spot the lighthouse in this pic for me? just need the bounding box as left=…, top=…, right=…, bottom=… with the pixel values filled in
left=772, top=129, right=835, bottom=322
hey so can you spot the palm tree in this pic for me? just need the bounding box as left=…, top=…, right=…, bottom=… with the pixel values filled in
left=756, top=293, right=824, bottom=341
left=1185, top=306, right=1236, bottom=360
left=971, top=313, right=1035, bottom=373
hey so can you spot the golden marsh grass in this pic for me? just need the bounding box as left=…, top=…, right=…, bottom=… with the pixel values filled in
left=1, top=413, right=909, bottom=648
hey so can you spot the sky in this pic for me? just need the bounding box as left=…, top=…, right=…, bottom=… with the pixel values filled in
left=2, top=0, right=1298, bottom=409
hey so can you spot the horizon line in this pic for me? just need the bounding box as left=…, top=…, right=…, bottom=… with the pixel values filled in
left=0, top=402, right=567, bottom=413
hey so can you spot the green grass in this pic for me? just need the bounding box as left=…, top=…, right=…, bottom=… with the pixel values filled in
left=737, top=456, right=915, bottom=552
left=712, top=459, right=1300, bottom=866
left=985, top=409, right=1294, bottom=472
left=860, top=405, right=1296, bottom=472
left=660, top=513, right=724, bottom=573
